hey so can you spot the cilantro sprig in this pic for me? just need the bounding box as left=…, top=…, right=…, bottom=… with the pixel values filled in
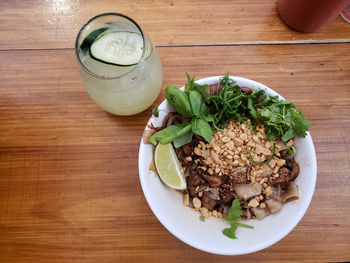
left=221, top=199, right=254, bottom=239
left=258, top=98, right=310, bottom=142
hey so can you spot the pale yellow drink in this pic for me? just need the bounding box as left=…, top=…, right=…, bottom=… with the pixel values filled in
left=75, top=14, right=162, bottom=116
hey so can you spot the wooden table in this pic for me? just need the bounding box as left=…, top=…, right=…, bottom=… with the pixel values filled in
left=1, top=1, right=349, bottom=262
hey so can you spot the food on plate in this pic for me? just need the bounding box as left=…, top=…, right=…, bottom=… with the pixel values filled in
left=148, top=73, right=310, bottom=239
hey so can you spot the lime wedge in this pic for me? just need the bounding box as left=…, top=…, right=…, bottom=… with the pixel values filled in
left=154, top=143, right=187, bottom=190
left=90, top=31, right=144, bottom=66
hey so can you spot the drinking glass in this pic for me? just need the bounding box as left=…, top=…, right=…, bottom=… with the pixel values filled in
left=75, top=13, right=162, bottom=116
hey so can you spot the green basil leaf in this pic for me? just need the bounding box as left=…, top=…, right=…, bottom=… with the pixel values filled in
left=184, top=73, right=210, bottom=99
left=184, top=72, right=195, bottom=92
left=173, top=130, right=193, bottom=148
left=202, top=115, right=215, bottom=123
left=192, top=118, right=212, bottom=143
left=165, top=86, right=194, bottom=118
left=193, top=83, right=210, bottom=99
left=188, top=90, right=203, bottom=116
left=150, top=123, right=192, bottom=145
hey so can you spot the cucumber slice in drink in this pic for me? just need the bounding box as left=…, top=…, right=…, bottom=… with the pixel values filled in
left=90, top=31, right=147, bottom=66
left=80, top=27, right=109, bottom=53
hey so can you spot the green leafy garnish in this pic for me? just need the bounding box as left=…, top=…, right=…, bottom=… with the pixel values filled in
left=173, top=129, right=193, bottom=148
left=150, top=72, right=310, bottom=148
left=192, top=118, right=212, bottom=144
left=221, top=199, right=254, bottom=239
left=188, top=90, right=204, bottom=117
left=165, top=86, right=194, bottom=118
left=199, top=215, right=205, bottom=222
left=222, top=223, right=238, bottom=239
left=149, top=124, right=192, bottom=145
left=227, top=198, right=243, bottom=221
left=259, top=100, right=310, bottom=142
left=150, top=84, right=213, bottom=146
left=152, top=106, right=160, bottom=117
left=185, top=73, right=210, bottom=99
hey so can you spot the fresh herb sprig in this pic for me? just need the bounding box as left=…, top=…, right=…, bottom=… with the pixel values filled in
left=221, top=199, right=254, bottom=239
left=150, top=73, right=310, bottom=147
left=259, top=99, right=310, bottom=142
left=150, top=75, right=214, bottom=147
left=205, top=73, right=265, bottom=130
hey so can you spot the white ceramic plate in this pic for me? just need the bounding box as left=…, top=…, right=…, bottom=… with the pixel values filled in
left=138, top=76, right=317, bottom=255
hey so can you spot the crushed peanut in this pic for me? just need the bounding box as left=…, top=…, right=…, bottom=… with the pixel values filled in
left=183, top=193, right=190, bottom=206
left=185, top=156, right=192, bottom=162
left=193, top=197, right=201, bottom=209
left=183, top=119, right=297, bottom=220
left=259, top=202, right=266, bottom=209
left=248, top=198, right=260, bottom=208
left=200, top=207, right=211, bottom=218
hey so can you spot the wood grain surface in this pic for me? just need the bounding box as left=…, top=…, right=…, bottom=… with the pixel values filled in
left=0, top=0, right=350, bottom=50
left=1, top=44, right=350, bottom=262
left=1, top=0, right=350, bottom=262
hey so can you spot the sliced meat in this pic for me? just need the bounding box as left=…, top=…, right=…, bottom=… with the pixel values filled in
left=268, top=184, right=282, bottom=201
left=240, top=86, right=253, bottom=94
left=283, top=155, right=295, bottom=170
left=271, top=167, right=291, bottom=185
left=202, top=173, right=226, bottom=187
left=219, top=189, right=235, bottom=204
left=275, top=140, right=287, bottom=152
left=201, top=194, right=218, bottom=210
left=186, top=171, right=203, bottom=187
left=181, top=142, right=194, bottom=156
left=281, top=181, right=299, bottom=202
left=204, top=187, right=220, bottom=200
left=234, top=183, right=262, bottom=200
left=270, top=158, right=299, bottom=185
left=265, top=198, right=283, bottom=213
left=257, top=165, right=273, bottom=178
left=290, top=159, right=300, bottom=180
left=218, top=204, right=230, bottom=218
left=162, top=112, right=189, bottom=128
left=242, top=208, right=253, bottom=220
left=251, top=207, right=270, bottom=220
left=187, top=185, right=197, bottom=198
left=228, top=166, right=249, bottom=184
